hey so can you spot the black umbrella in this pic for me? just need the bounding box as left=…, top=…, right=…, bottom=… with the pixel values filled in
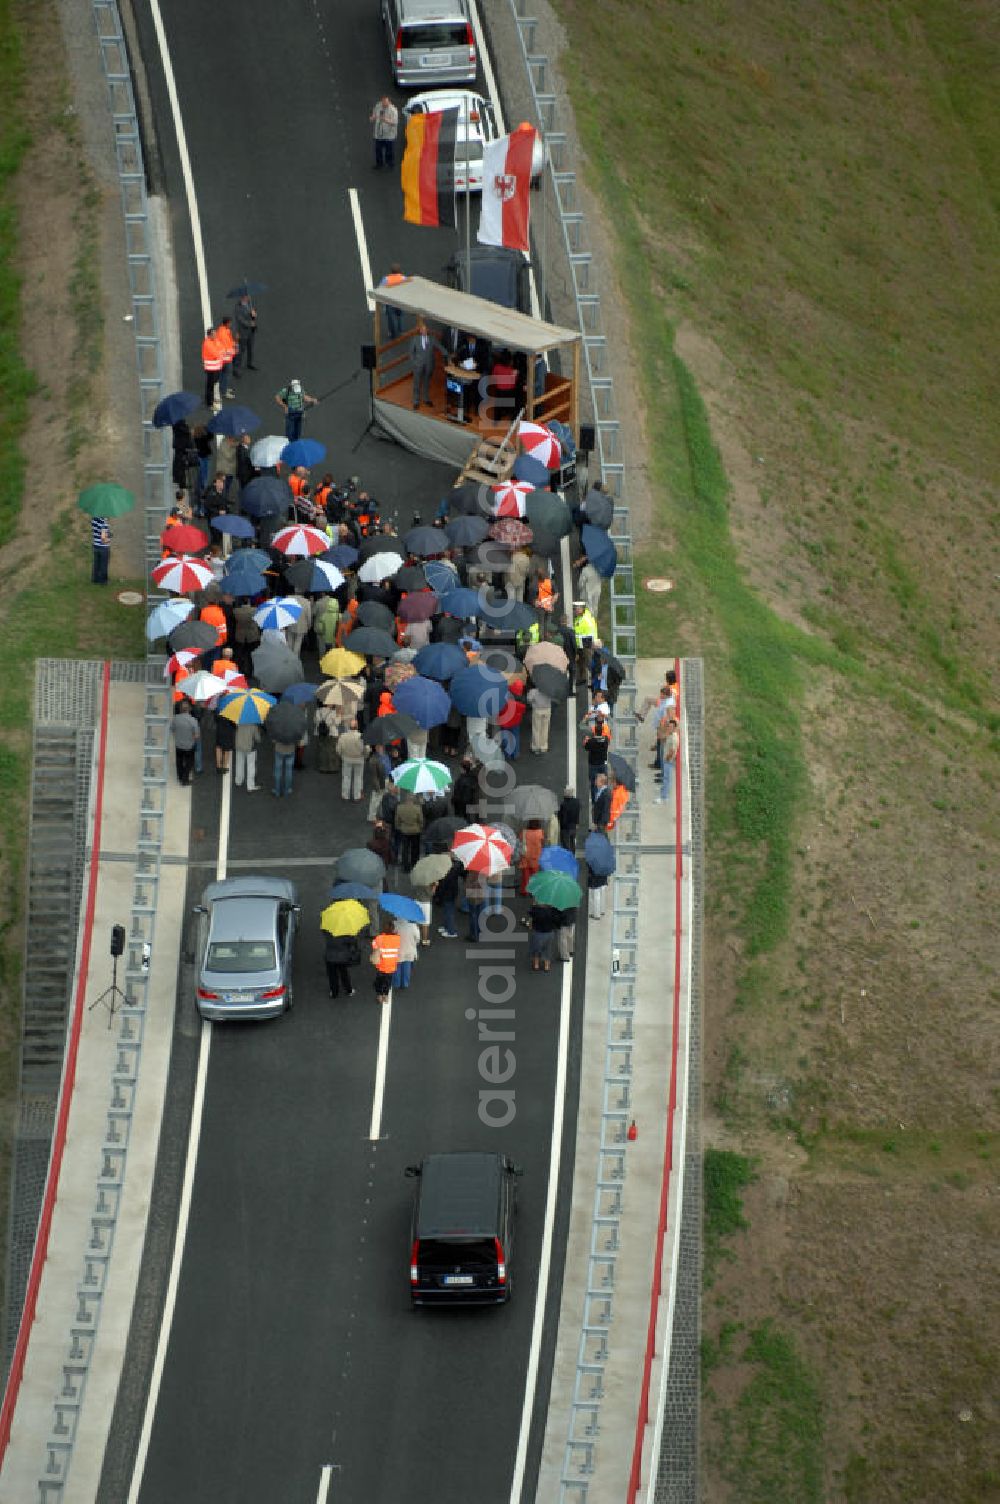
left=264, top=701, right=307, bottom=743
left=362, top=712, right=420, bottom=746
left=358, top=532, right=401, bottom=561
left=479, top=648, right=515, bottom=672
left=446, top=514, right=490, bottom=547
left=346, top=626, right=398, bottom=658
left=403, top=525, right=448, bottom=557
left=526, top=489, right=571, bottom=539
left=580, top=488, right=614, bottom=528
left=225, top=279, right=269, bottom=299
left=608, top=751, right=636, bottom=791
left=445, top=481, right=488, bottom=517
left=529, top=663, right=571, bottom=702
left=168, top=619, right=217, bottom=651
left=424, top=815, right=466, bottom=847
left=283, top=558, right=335, bottom=594
left=356, top=601, right=396, bottom=630
left=395, top=564, right=428, bottom=592
left=241, top=475, right=293, bottom=519
left=470, top=541, right=513, bottom=573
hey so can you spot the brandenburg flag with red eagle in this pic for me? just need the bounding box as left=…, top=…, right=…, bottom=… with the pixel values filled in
left=401, top=108, right=460, bottom=229
left=478, top=125, right=537, bottom=253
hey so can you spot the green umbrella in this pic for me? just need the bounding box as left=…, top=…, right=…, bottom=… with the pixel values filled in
left=527, top=870, right=583, bottom=910
left=391, top=759, right=453, bottom=794
left=525, top=490, right=570, bottom=540
left=77, top=482, right=136, bottom=518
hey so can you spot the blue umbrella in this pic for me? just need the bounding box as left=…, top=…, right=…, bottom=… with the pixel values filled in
left=584, top=831, right=616, bottom=876
left=403, top=525, right=447, bottom=557
left=328, top=881, right=377, bottom=902
left=255, top=597, right=303, bottom=631
left=281, top=438, right=326, bottom=468
left=211, top=513, right=255, bottom=538
left=440, top=587, right=484, bottom=619
left=241, top=474, right=292, bottom=518
left=378, top=892, right=425, bottom=923
left=512, top=452, right=550, bottom=487
left=280, top=682, right=318, bottom=704
left=392, top=675, right=451, bottom=729
left=445, top=515, right=489, bottom=547
left=146, top=598, right=194, bottom=640
left=413, top=642, right=469, bottom=681
left=225, top=547, right=271, bottom=573
left=423, top=559, right=460, bottom=594
left=152, top=391, right=200, bottom=428
left=449, top=664, right=509, bottom=718
left=225, top=279, right=268, bottom=299
left=581, top=523, right=618, bottom=580
left=324, top=544, right=359, bottom=569
left=207, top=405, right=261, bottom=437
left=220, top=568, right=267, bottom=597
left=540, top=846, right=579, bottom=878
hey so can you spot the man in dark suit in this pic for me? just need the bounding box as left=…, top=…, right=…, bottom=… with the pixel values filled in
left=591, top=772, right=611, bottom=832
left=410, top=320, right=445, bottom=409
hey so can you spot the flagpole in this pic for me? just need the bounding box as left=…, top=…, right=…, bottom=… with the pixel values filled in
left=464, top=95, right=471, bottom=279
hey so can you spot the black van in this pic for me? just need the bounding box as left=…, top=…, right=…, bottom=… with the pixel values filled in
left=406, top=1151, right=519, bottom=1306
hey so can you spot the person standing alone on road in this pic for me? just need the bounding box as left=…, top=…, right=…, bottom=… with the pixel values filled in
left=233, top=290, right=258, bottom=374
left=275, top=378, right=318, bottom=443
left=370, top=95, right=399, bottom=169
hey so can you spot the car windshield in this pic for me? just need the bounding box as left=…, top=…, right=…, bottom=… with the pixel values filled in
left=206, top=940, right=276, bottom=973
left=419, top=1237, right=496, bottom=1270
left=402, top=22, right=468, bottom=48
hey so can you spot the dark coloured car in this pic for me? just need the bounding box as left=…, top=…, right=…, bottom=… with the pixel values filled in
left=407, top=1150, right=520, bottom=1305
left=446, top=246, right=532, bottom=315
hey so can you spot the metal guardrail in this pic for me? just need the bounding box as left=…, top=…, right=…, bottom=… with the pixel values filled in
left=498, top=6, right=645, bottom=1497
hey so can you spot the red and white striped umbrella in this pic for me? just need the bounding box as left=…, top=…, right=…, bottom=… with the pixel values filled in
left=216, top=666, right=248, bottom=692
left=270, top=523, right=330, bottom=557
left=451, top=823, right=514, bottom=876
left=164, top=648, right=200, bottom=681
left=517, top=421, right=561, bottom=469
left=151, top=555, right=215, bottom=593
left=490, top=481, right=532, bottom=519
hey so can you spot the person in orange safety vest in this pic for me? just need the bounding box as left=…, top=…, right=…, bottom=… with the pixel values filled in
left=201, top=326, right=225, bottom=407
left=371, top=926, right=401, bottom=999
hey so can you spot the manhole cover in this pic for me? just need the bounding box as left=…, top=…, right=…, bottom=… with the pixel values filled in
left=117, top=590, right=144, bottom=606
left=644, top=577, right=674, bottom=593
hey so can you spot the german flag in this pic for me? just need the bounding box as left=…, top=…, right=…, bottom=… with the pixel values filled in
left=401, top=108, right=460, bottom=229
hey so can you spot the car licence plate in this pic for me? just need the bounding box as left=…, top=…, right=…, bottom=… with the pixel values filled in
left=443, top=1275, right=474, bottom=1286
left=227, top=991, right=253, bottom=1003
left=420, top=53, right=446, bottom=65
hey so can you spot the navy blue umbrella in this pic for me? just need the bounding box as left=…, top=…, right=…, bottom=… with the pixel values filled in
left=152, top=391, right=200, bottom=428
left=413, top=642, right=469, bottom=681
left=479, top=593, right=538, bottom=633
left=582, top=523, right=618, bottom=579
left=608, top=751, right=636, bottom=791
left=445, top=515, right=490, bottom=547
left=439, top=587, right=484, bottom=619
left=403, top=525, right=448, bottom=558
left=324, top=544, right=359, bottom=569
left=539, top=846, right=580, bottom=878
left=423, top=559, right=460, bottom=594
left=220, top=568, right=267, bottom=597
left=224, top=547, right=271, bottom=572
left=280, top=682, right=318, bottom=705
left=512, top=452, right=550, bottom=487
left=449, top=664, right=509, bottom=718
left=393, top=675, right=451, bottom=729
left=584, top=831, right=616, bottom=876
left=327, top=880, right=376, bottom=902
left=225, top=279, right=269, bottom=298
left=211, top=513, right=255, bottom=538
left=207, top=405, right=261, bottom=437
left=241, top=475, right=293, bottom=518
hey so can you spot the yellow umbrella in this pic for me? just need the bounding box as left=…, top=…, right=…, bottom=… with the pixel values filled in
left=320, top=647, right=366, bottom=679
left=320, top=899, right=371, bottom=937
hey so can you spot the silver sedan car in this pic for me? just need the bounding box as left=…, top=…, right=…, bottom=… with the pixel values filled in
left=194, top=876, right=300, bottom=1021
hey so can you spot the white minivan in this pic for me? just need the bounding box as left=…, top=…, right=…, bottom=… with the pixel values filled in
left=382, top=0, right=477, bottom=89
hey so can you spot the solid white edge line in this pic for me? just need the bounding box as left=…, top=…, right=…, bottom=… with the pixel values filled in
left=316, top=1462, right=334, bottom=1503
left=368, top=989, right=392, bottom=1141
left=147, top=0, right=211, bottom=330
left=348, top=188, right=376, bottom=312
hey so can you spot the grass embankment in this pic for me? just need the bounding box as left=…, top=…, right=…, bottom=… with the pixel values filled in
left=556, top=0, right=999, bottom=1497
left=0, top=0, right=143, bottom=1317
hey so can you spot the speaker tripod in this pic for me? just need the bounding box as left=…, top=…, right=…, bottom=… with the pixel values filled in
left=89, top=950, right=129, bottom=1029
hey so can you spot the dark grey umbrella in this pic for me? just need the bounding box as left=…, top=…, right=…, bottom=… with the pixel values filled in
left=508, top=784, right=559, bottom=823
left=252, top=641, right=305, bottom=692
left=445, top=514, right=489, bottom=547
left=608, top=752, right=636, bottom=791
left=526, top=490, right=571, bottom=539
left=480, top=592, right=538, bottom=633
left=529, top=663, right=571, bottom=702
left=424, top=815, right=467, bottom=848
left=445, top=481, right=488, bottom=517
left=346, top=626, right=399, bottom=658
left=335, top=848, right=386, bottom=886
left=362, top=712, right=420, bottom=746
left=168, top=619, right=218, bottom=651
left=403, top=525, right=448, bottom=557
left=356, top=601, right=396, bottom=631
left=580, top=488, right=614, bottom=528
left=470, top=540, right=513, bottom=573
left=395, top=564, right=429, bottom=592
left=264, top=701, right=307, bottom=743
left=358, top=532, right=402, bottom=560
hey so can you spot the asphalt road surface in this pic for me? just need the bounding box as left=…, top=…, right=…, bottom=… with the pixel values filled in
left=99, top=4, right=585, bottom=1501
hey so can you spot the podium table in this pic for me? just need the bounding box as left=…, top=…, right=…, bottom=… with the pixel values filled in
left=445, top=363, right=480, bottom=424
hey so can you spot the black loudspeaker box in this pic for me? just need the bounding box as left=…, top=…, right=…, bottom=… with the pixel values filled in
left=578, top=423, right=596, bottom=455
left=110, top=924, right=126, bottom=958
left=361, top=343, right=377, bottom=371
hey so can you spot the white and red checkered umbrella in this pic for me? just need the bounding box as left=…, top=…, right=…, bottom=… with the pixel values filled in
left=490, top=481, right=532, bottom=519
left=164, top=648, right=200, bottom=680
left=151, top=555, right=215, bottom=593
left=451, top=823, right=514, bottom=876
left=270, top=523, right=330, bottom=557
left=517, top=421, right=561, bottom=470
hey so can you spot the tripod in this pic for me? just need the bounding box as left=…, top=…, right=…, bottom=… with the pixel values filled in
left=89, top=951, right=129, bottom=1029
left=351, top=366, right=381, bottom=454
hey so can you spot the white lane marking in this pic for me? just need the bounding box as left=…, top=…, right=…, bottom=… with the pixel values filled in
left=369, top=989, right=393, bottom=1141
left=509, top=959, right=572, bottom=1504
left=349, top=188, right=376, bottom=311
left=467, top=0, right=506, bottom=135
left=316, top=1463, right=333, bottom=1503
left=147, top=0, right=211, bottom=329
